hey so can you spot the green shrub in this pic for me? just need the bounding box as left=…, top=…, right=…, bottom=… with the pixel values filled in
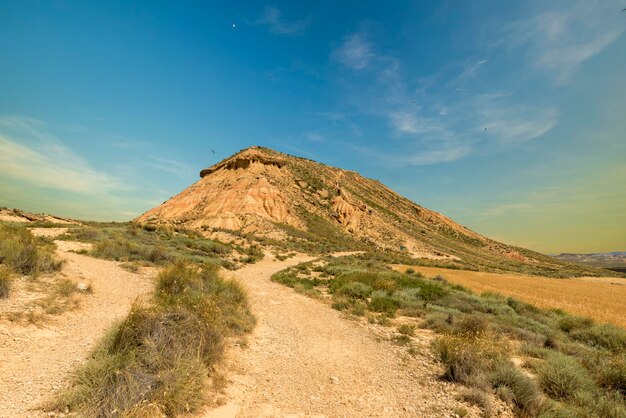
left=337, top=282, right=373, bottom=300
left=593, top=353, right=626, bottom=395
left=0, top=265, right=12, bottom=298
left=571, top=324, right=626, bottom=352
left=368, top=290, right=399, bottom=316
left=490, top=362, right=544, bottom=416
left=536, top=353, right=595, bottom=400
left=558, top=315, right=594, bottom=333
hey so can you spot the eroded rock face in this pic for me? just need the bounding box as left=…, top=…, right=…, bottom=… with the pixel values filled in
left=136, top=148, right=299, bottom=230
left=332, top=195, right=362, bottom=233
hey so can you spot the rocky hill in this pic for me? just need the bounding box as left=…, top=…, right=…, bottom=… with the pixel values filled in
left=136, top=146, right=612, bottom=277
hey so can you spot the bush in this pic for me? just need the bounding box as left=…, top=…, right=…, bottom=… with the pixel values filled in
left=536, top=353, right=595, bottom=400
left=571, top=324, right=626, bottom=352
left=454, top=314, right=489, bottom=336
left=593, top=353, right=626, bottom=395
left=368, top=290, right=399, bottom=316
left=337, top=282, right=372, bottom=300
left=458, top=388, right=493, bottom=417
left=490, top=362, right=544, bottom=416
left=53, top=261, right=253, bottom=416
left=398, top=323, right=416, bottom=336
left=0, top=265, right=12, bottom=298
left=558, top=315, right=594, bottom=333
left=432, top=335, right=506, bottom=388
left=54, top=304, right=218, bottom=416
left=0, top=224, right=61, bottom=276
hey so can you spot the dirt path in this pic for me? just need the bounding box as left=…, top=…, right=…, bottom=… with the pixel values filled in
left=0, top=231, right=153, bottom=417
left=201, top=256, right=488, bottom=418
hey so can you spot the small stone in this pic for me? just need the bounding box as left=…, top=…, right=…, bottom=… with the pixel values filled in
left=76, top=282, right=91, bottom=292
left=330, top=376, right=339, bottom=384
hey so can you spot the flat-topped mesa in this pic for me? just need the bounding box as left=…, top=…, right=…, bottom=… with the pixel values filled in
left=199, top=147, right=286, bottom=177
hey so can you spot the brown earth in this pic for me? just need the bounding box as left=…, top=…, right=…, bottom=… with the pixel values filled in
left=0, top=229, right=154, bottom=417
left=393, top=265, right=626, bottom=328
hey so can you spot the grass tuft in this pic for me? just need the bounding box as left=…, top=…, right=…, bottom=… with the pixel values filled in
left=0, top=224, right=62, bottom=276
left=52, top=261, right=254, bottom=416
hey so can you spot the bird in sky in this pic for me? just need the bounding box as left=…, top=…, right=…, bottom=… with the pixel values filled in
left=211, top=149, right=215, bottom=154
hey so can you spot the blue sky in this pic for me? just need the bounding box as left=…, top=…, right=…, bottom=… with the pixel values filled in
left=1, top=1, right=625, bottom=253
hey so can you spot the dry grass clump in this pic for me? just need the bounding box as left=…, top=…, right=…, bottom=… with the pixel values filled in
left=0, top=265, right=13, bottom=298
left=490, top=363, right=543, bottom=416
left=0, top=224, right=62, bottom=277
left=52, top=261, right=254, bottom=416
left=431, top=334, right=507, bottom=389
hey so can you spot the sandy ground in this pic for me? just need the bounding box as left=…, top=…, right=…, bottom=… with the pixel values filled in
left=199, top=255, right=501, bottom=418
left=0, top=229, right=154, bottom=417
left=393, top=265, right=626, bottom=328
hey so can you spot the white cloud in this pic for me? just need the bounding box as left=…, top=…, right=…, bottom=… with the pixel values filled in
left=0, top=115, right=126, bottom=194
left=256, top=6, right=310, bottom=36
left=500, top=1, right=625, bottom=83
left=334, top=33, right=374, bottom=70
left=476, top=95, right=558, bottom=142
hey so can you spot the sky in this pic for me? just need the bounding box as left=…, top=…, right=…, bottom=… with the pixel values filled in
left=1, top=1, right=625, bottom=254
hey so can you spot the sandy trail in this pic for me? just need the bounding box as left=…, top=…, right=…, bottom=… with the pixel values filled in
left=0, top=231, right=153, bottom=417
left=202, top=256, right=483, bottom=418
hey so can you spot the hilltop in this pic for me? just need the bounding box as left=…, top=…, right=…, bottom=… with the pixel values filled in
left=137, top=146, right=611, bottom=277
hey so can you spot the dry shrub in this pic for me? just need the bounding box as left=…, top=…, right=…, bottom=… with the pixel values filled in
left=432, top=334, right=507, bottom=389
left=536, top=352, right=594, bottom=400
left=0, top=224, right=62, bottom=276
left=458, top=388, right=494, bottom=417
left=53, top=261, right=253, bottom=416
left=0, top=265, right=13, bottom=298
left=490, top=362, right=544, bottom=416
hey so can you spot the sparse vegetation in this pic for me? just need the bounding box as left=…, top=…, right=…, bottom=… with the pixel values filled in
left=0, top=224, right=62, bottom=277
left=51, top=261, right=254, bottom=417
left=271, top=254, right=626, bottom=417
left=58, top=222, right=251, bottom=269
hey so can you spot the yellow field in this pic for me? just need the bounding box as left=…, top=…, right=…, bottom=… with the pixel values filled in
left=392, top=265, right=626, bottom=328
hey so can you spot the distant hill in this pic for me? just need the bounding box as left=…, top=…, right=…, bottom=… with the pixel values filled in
left=136, top=146, right=617, bottom=277
left=553, top=252, right=626, bottom=273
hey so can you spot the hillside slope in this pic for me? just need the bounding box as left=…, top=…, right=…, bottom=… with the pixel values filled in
left=136, top=146, right=610, bottom=277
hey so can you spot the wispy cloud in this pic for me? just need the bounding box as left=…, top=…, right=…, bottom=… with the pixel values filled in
left=255, top=6, right=310, bottom=36
left=0, top=115, right=126, bottom=194
left=333, top=33, right=375, bottom=70
left=499, top=1, right=625, bottom=83
left=143, top=156, right=194, bottom=178
left=475, top=95, right=558, bottom=143
left=331, top=31, right=558, bottom=166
